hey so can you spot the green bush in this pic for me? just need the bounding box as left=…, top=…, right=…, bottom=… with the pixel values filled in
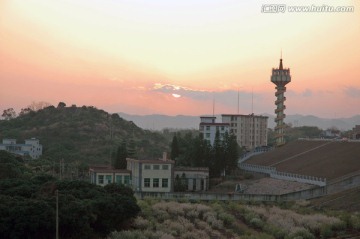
left=263, top=224, right=286, bottom=239
left=250, top=217, right=265, bottom=229
left=350, top=215, right=360, bottom=230
left=320, top=225, right=332, bottom=238
left=218, top=212, right=235, bottom=226
left=286, top=228, right=315, bottom=239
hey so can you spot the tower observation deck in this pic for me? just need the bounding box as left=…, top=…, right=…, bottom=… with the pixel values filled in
left=271, top=58, right=291, bottom=146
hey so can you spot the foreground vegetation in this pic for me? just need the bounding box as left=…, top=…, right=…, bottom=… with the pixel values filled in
left=0, top=151, right=140, bottom=239
left=109, top=199, right=360, bottom=239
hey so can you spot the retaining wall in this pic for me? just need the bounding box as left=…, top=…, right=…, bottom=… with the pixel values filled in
left=135, top=185, right=327, bottom=201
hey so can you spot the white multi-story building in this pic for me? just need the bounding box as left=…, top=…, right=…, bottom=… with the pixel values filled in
left=0, top=138, right=42, bottom=159
left=199, top=116, right=230, bottom=145
left=221, top=114, right=268, bottom=150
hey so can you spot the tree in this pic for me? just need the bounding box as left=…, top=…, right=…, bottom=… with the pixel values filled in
left=2, top=108, right=16, bottom=120
left=192, top=136, right=211, bottom=168
left=27, top=101, right=51, bottom=111
left=211, top=130, right=224, bottom=177
left=19, top=107, right=32, bottom=116
left=114, top=140, right=127, bottom=169
left=174, top=173, right=188, bottom=192
left=57, top=102, right=66, bottom=108
left=222, top=132, right=240, bottom=175
left=127, top=138, right=137, bottom=159
left=170, top=134, right=180, bottom=161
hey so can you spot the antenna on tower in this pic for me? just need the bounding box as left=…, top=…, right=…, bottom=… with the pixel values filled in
left=281, top=49, right=282, bottom=59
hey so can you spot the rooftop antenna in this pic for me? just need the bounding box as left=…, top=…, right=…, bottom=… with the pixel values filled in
left=237, top=89, right=239, bottom=114
left=212, top=93, right=215, bottom=117
left=251, top=87, right=254, bottom=114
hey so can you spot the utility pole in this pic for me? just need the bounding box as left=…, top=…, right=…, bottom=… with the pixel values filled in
left=56, top=190, right=59, bottom=239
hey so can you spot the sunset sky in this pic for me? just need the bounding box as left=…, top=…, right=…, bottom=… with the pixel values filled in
left=1, top=0, right=359, bottom=118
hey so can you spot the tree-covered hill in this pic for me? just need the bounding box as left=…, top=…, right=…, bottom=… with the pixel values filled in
left=0, top=104, right=169, bottom=164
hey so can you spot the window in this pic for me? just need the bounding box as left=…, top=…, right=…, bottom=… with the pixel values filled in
left=153, top=165, right=160, bottom=170
left=124, top=175, right=130, bottom=185
left=162, top=165, right=169, bottom=170
left=98, top=175, right=104, bottom=184
left=106, top=175, right=112, bottom=184
left=221, top=126, right=224, bottom=131
left=153, top=178, right=159, bottom=188
left=206, top=133, right=210, bottom=138
left=115, top=175, right=122, bottom=184
left=144, top=178, right=150, bottom=187
left=144, top=164, right=151, bottom=170
left=206, top=126, right=210, bottom=131
left=162, top=178, right=168, bottom=188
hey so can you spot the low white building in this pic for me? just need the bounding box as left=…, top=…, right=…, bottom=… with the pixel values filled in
left=89, top=165, right=131, bottom=186
left=0, top=138, right=42, bottom=159
left=90, top=154, right=210, bottom=193
left=174, top=167, right=209, bottom=191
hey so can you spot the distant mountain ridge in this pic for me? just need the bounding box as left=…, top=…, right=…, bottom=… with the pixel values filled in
left=118, top=112, right=360, bottom=131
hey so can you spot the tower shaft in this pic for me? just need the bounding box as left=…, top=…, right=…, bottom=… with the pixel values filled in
left=271, top=59, right=291, bottom=146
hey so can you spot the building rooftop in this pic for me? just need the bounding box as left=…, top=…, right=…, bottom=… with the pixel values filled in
left=221, top=114, right=268, bottom=118
left=89, top=165, right=131, bottom=173
left=126, top=158, right=175, bottom=164
left=174, top=167, right=209, bottom=172
left=199, top=122, right=230, bottom=126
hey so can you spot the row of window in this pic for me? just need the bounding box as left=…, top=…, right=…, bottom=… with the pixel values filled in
left=205, top=126, right=226, bottom=131
left=144, top=164, right=169, bottom=170
left=144, top=178, right=168, bottom=188
left=205, top=133, right=225, bottom=139
left=98, top=175, right=131, bottom=185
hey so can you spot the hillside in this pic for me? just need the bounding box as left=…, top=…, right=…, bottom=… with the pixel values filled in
left=0, top=105, right=169, bottom=164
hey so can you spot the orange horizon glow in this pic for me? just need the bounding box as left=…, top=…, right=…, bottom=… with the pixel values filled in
left=1, top=0, right=359, bottom=118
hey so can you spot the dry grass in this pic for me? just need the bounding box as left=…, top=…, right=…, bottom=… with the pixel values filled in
left=109, top=199, right=353, bottom=239
left=108, top=200, right=240, bottom=239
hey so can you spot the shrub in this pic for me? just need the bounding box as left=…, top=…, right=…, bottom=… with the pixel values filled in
left=108, top=230, right=147, bottom=239
left=350, top=215, right=360, bottom=230
left=250, top=217, right=265, bottom=229
left=286, top=228, right=315, bottom=239
left=218, top=212, right=235, bottom=226
left=133, top=217, right=149, bottom=230
left=320, top=224, right=333, bottom=239
left=263, top=224, right=286, bottom=239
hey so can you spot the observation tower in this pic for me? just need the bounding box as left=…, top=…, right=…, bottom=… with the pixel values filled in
left=271, top=57, right=291, bottom=146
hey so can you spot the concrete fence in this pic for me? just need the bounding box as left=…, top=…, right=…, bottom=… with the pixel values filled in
left=298, top=138, right=360, bottom=143
left=239, top=163, right=327, bottom=187
left=271, top=171, right=326, bottom=187
left=238, top=148, right=272, bottom=163
left=240, top=163, right=276, bottom=174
